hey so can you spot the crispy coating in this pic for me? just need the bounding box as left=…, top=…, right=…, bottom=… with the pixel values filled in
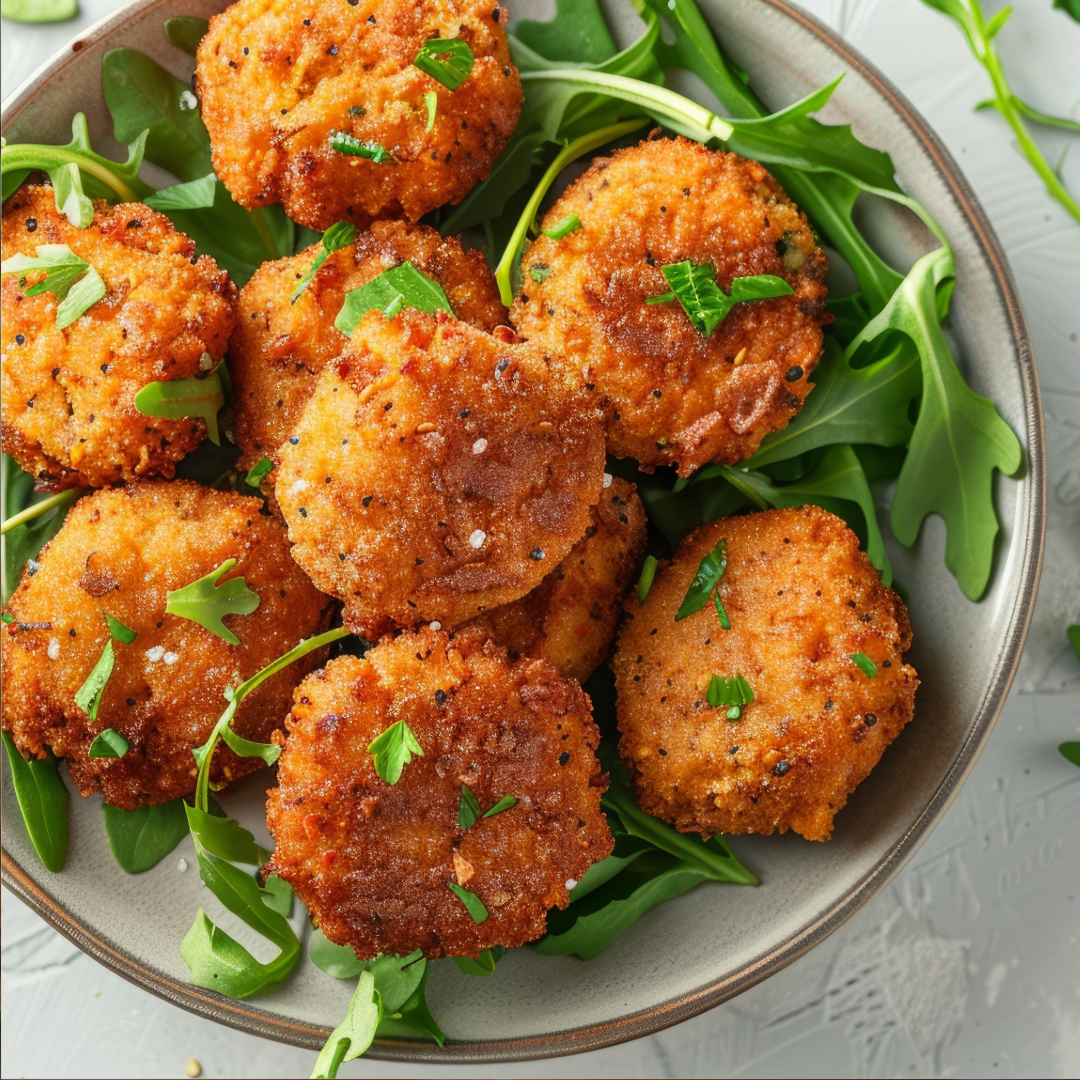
left=275, top=309, right=606, bottom=637
left=614, top=506, right=917, bottom=841
left=1, top=481, right=332, bottom=809
left=510, top=138, right=829, bottom=476
left=265, top=627, right=613, bottom=959
left=1, top=186, right=237, bottom=490
left=196, top=0, right=523, bottom=230
left=230, top=220, right=507, bottom=472
left=463, top=476, right=647, bottom=683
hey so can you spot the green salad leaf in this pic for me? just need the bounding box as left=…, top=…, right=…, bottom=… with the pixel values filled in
left=1060, top=742, right=1080, bottom=768
left=311, top=972, right=381, bottom=1079
left=165, top=558, right=260, bottom=646
left=452, top=947, right=504, bottom=977
left=88, top=729, right=129, bottom=759
left=164, top=16, right=208, bottom=55
left=1, top=0, right=78, bottom=23
left=674, top=537, right=729, bottom=622
left=335, top=262, right=452, bottom=335
left=413, top=38, right=475, bottom=91
left=2, top=732, right=69, bottom=873
left=134, top=368, right=226, bottom=445
left=367, top=720, right=423, bottom=785
left=102, top=797, right=190, bottom=873
left=1, top=244, right=107, bottom=329
left=647, top=265, right=793, bottom=338
left=143, top=173, right=217, bottom=210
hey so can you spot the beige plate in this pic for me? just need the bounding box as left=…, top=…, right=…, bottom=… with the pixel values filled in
left=1, top=0, right=1045, bottom=1063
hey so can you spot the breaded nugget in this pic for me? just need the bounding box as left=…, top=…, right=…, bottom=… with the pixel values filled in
left=463, top=476, right=647, bottom=683
left=1, top=186, right=237, bottom=490
left=614, top=506, right=917, bottom=841
left=511, top=138, right=829, bottom=476
left=1, top=481, right=332, bottom=809
left=196, top=0, right=522, bottom=230
left=276, top=309, right=605, bottom=636
left=265, top=627, right=613, bottom=959
left=230, top=220, right=507, bottom=472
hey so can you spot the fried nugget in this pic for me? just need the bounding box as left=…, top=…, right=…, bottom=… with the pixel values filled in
left=230, top=220, right=507, bottom=472
left=463, top=476, right=647, bottom=683
left=1, top=481, right=332, bottom=809
left=276, top=309, right=605, bottom=637
left=1, top=186, right=237, bottom=490
left=614, top=506, right=917, bottom=841
left=511, top=138, right=829, bottom=476
left=265, top=627, right=613, bottom=959
left=196, top=0, right=522, bottom=230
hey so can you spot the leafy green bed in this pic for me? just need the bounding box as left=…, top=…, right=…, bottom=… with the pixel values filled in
left=0, top=1, right=1023, bottom=1075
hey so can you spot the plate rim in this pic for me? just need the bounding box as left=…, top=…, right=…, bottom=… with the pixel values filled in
left=0, top=0, right=1046, bottom=1063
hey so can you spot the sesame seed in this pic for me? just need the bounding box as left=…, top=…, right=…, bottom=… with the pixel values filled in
left=602, top=472, right=613, bottom=488
left=472, top=438, right=488, bottom=454
left=429, top=621, right=442, bottom=631
left=565, top=878, right=577, bottom=889
left=469, top=529, right=486, bottom=548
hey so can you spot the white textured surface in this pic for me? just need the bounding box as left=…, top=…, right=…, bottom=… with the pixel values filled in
left=2, top=0, right=1078, bottom=1076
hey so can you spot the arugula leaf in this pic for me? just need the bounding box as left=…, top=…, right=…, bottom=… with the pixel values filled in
left=164, top=16, right=208, bottom=55
left=184, top=801, right=264, bottom=865
left=88, top=729, right=129, bottom=758
left=1, top=244, right=107, bottom=329
left=311, top=972, right=381, bottom=1080
left=850, top=652, right=878, bottom=678
left=327, top=131, right=393, bottom=162
left=134, top=367, right=226, bottom=445
left=448, top=882, right=489, bottom=923
left=458, top=784, right=482, bottom=830
left=1053, top=0, right=1080, bottom=21
left=74, top=641, right=115, bottom=720
left=367, top=720, right=423, bottom=785
left=452, top=947, right=503, bottom=976
left=291, top=221, right=357, bottom=303
left=335, top=262, right=453, bottom=335
left=850, top=248, right=1022, bottom=599
left=165, top=558, right=260, bottom=645
left=636, top=554, right=658, bottom=605
left=260, top=872, right=294, bottom=918
left=1069, top=624, right=1080, bottom=664
left=374, top=962, right=445, bottom=1046
left=1, top=0, right=78, bottom=22
left=1060, top=742, right=1080, bottom=768
left=647, top=264, right=793, bottom=338
left=675, top=539, right=728, bottom=622
left=568, top=813, right=652, bottom=901
left=543, top=213, right=581, bottom=240
left=52, top=162, right=93, bottom=228
left=919, top=0, right=1078, bottom=224
left=483, top=795, right=518, bottom=818
left=143, top=173, right=217, bottom=210
left=515, top=0, right=617, bottom=64
left=102, top=797, right=189, bottom=873
left=413, top=38, right=474, bottom=91
left=2, top=731, right=68, bottom=873
left=310, top=927, right=367, bottom=980
left=245, top=458, right=274, bottom=487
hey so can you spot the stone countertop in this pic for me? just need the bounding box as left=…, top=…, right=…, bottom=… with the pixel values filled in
left=2, top=0, right=1078, bottom=1076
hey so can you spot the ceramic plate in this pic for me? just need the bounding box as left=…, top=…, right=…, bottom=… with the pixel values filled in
left=0, top=0, right=1044, bottom=1062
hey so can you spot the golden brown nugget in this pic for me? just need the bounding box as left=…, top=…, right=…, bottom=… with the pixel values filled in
left=614, top=506, right=917, bottom=841
left=511, top=138, right=829, bottom=476
left=1, top=481, right=332, bottom=809
left=196, top=0, right=522, bottom=230
left=230, top=220, right=507, bottom=472
left=265, top=627, right=613, bottom=960
left=463, top=476, right=647, bottom=683
left=276, top=309, right=606, bottom=637
left=1, top=187, right=237, bottom=489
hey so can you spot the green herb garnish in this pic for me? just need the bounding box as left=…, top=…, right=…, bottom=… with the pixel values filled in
left=291, top=221, right=357, bottom=303
left=448, top=882, right=488, bottom=923
left=424, top=91, right=438, bottom=132
left=646, top=263, right=793, bottom=337
left=312, top=971, right=381, bottom=1079
left=413, top=38, right=475, bottom=91
left=335, top=262, right=453, bottom=336
left=328, top=131, right=393, bottom=162
left=850, top=652, right=877, bottom=678
left=1, top=0, right=78, bottom=23
left=543, top=214, right=581, bottom=240
left=1060, top=742, right=1080, bottom=768
left=164, top=16, right=208, bottom=55
left=675, top=539, right=729, bottom=624
left=134, top=367, right=227, bottom=445
left=88, top=729, right=129, bottom=759
left=165, top=558, right=260, bottom=645
left=529, top=264, right=553, bottom=282
left=367, top=720, right=423, bottom=785
left=636, top=554, right=659, bottom=605
left=458, top=784, right=482, bottom=830
left=2, top=731, right=69, bottom=873
left=245, top=457, right=274, bottom=487
left=484, top=795, right=517, bottom=818
left=74, top=614, right=136, bottom=720
left=143, top=172, right=217, bottom=210
left=452, top=946, right=503, bottom=976
left=705, top=674, right=754, bottom=719
left=103, top=797, right=190, bottom=873
left=0, top=244, right=106, bottom=329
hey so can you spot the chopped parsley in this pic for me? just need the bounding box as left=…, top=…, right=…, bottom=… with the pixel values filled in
left=483, top=795, right=517, bottom=818
left=850, top=652, right=877, bottom=678
left=448, top=881, right=488, bottom=922
left=646, top=262, right=793, bottom=338
left=458, top=784, right=482, bottom=830
left=245, top=457, right=274, bottom=487
left=367, top=719, right=423, bottom=784
left=165, top=558, right=260, bottom=646
left=413, top=38, right=474, bottom=91
left=328, top=131, right=393, bottom=162
left=74, top=614, right=137, bottom=720
left=291, top=221, right=357, bottom=303
left=543, top=214, right=581, bottom=240
left=675, top=539, right=730, bottom=627
left=335, top=261, right=453, bottom=336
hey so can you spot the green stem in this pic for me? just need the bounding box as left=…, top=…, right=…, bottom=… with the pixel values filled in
left=1, top=147, right=138, bottom=203
left=250, top=207, right=281, bottom=260
left=0, top=488, right=83, bottom=535
left=495, top=118, right=649, bottom=304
